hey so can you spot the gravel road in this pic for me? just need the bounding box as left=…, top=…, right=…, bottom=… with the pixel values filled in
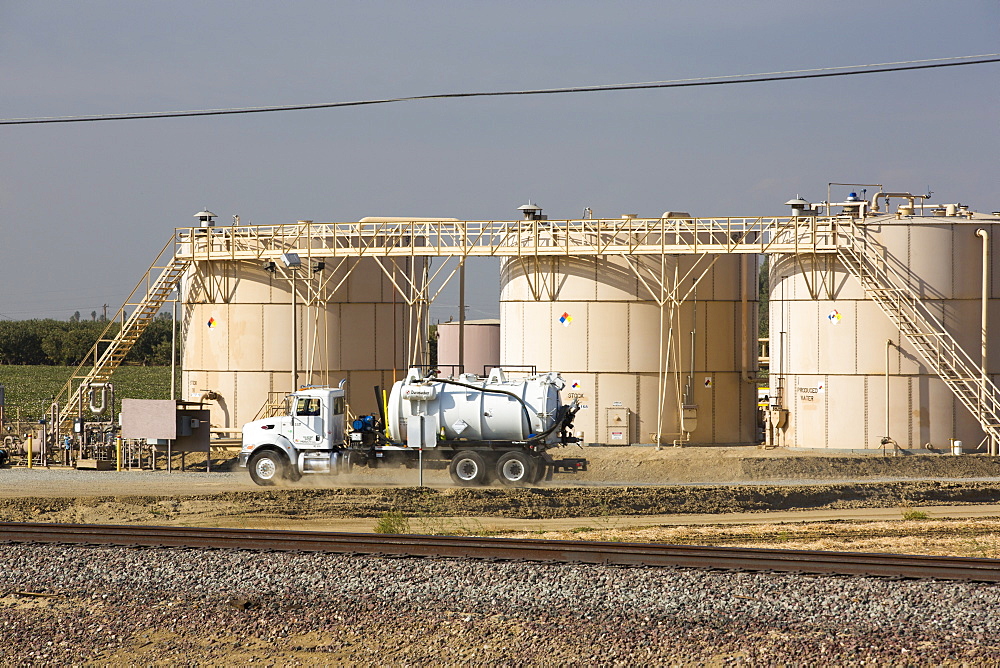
left=1, top=542, right=997, bottom=665
left=0, top=467, right=256, bottom=498
left=5, top=446, right=1000, bottom=498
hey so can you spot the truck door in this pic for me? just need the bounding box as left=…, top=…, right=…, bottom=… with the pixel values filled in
left=291, top=396, right=324, bottom=446
left=330, top=393, right=345, bottom=445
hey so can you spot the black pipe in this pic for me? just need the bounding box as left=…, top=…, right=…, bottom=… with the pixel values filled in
left=373, top=385, right=387, bottom=429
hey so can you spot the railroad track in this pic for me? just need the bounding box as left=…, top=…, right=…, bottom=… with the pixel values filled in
left=2, top=522, right=999, bottom=583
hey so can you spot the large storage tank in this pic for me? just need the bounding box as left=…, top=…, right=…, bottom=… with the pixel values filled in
left=436, top=318, right=500, bottom=376
left=769, top=200, right=1000, bottom=450
left=500, top=210, right=758, bottom=446
left=181, top=222, right=418, bottom=432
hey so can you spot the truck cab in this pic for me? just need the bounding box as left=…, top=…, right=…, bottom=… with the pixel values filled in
left=238, top=386, right=347, bottom=485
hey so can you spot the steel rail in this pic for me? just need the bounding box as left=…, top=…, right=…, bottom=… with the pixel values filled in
left=2, top=523, right=999, bottom=583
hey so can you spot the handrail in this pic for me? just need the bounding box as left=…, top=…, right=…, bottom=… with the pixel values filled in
left=55, top=235, right=187, bottom=430
left=173, top=216, right=840, bottom=261
left=836, top=220, right=1000, bottom=440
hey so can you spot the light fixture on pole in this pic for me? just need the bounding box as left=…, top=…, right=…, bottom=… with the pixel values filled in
left=281, top=253, right=302, bottom=390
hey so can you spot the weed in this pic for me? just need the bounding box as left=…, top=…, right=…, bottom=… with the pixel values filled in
left=411, top=515, right=487, bottom=536
left=962, top=538, right=994, bottom=559
left=373, top=510, right=410, bottom=534
left=901, top=509, right=930, bottom=521
left=591, top=501, right=622, bottom=531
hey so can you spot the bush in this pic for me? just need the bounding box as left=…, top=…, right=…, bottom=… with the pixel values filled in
left=373, top=510, right=410, bottom=534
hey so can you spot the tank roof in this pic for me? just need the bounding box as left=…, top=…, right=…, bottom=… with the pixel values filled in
left=438, top=318, right=500, bottom=326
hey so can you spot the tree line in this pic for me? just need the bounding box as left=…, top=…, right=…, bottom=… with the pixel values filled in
left=0, top=313, right=177, bottom=365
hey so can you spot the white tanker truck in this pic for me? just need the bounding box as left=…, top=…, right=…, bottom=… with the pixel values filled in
left=238, top=368, right=587, bottom=487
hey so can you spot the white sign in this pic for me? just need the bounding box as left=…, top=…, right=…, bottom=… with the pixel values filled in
left=796, top=377, right=825, bottom=410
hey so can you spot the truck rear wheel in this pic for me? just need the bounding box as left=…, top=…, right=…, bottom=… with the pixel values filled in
left=496, top=451, right=536, bottom=487
left=449, top=450, right=488, bottom=486
left=248, top=450, right=288, bottom=486
left=530, top=455, right=547, bottom=484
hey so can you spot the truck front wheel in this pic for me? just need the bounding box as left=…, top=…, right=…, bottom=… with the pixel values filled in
left=496, top=451, right=536, bottom=487
left=449, top=451, right=488, bottom=486
left=248, top=450, right=288, bottom=486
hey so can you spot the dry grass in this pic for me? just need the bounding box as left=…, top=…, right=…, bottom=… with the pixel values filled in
left=494, top=518, right=1000, bottom=558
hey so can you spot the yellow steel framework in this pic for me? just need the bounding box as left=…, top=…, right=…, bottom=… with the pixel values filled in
left=174, top=215, right=836, bottom=261
left=54, top=237, right=189, bottom=432
left=51, top=214, right=1000, bottom=450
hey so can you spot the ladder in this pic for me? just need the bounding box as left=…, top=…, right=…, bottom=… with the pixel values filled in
left=837, top=222, right=1000, bottom=447
left=55, top=238, right=189, bottom=432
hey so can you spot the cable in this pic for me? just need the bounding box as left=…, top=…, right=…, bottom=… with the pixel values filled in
left=2, top=54, right=997, bottom=126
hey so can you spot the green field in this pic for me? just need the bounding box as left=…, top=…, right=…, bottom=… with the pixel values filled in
left=0, top=366, right=178, bottom=422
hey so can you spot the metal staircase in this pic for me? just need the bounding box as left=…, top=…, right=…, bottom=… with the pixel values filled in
left=837, top=222, right=1000, bottom=447
left=55, top=238, right=189, bottom=432
left=252, top=392, right=291, bottom=421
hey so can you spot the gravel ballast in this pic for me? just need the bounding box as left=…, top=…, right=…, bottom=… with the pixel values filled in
left=1, top=542, right=998, bottom=665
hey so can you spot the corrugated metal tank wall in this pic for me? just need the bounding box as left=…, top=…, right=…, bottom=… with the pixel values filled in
left=500, top=254, right=758, bottom=445
left=182, top=257, right=411, bottom=431
left=436, top=319, right=500, bottom=376
left=769, top=217, right=1000, bottom=449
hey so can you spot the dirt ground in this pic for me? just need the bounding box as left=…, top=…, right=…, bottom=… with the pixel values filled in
left=9, top=444, right=1000, bottom=497
left=3, top=446, right=1000, bottom=556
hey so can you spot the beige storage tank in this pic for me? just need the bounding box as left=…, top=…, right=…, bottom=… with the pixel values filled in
left=500, top=209, right=758, bottom=446
left=182, top=253, right=415, bottom=433
left=436, top=318, right=500, bottom=376
left=769, top=199, right=1000, bottom=450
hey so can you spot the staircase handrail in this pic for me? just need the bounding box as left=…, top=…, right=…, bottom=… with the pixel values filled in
left=55, top=234, right=182, bottom=426
left=836, top=219, right=1000, bottom=425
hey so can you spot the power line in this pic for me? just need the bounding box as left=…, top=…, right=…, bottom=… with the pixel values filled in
left=2, top=54, right=998, bottom=126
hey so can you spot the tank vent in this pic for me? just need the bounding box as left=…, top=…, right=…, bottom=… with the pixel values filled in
left=784, top=196, right=815, bottom=217
left=518, top=202, right=546, bottom=221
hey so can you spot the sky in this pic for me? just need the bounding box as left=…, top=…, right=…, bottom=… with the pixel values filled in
left=1, top=1, right=997, bottom=322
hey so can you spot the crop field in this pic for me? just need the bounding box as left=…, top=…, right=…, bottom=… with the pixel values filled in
left=0, top=366, right=177, bottom=422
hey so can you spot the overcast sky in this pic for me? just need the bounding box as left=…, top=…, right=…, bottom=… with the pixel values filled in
left=2, top=1, right=997, bottom=322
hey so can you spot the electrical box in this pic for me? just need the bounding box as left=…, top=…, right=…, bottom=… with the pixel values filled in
left=605, top=407, right=631, bottom=445
left=120, top=399, right=210, bottom=452
left=682, top=405, right=699, bottom=434
left=406, top=413, right=439, bottom=449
